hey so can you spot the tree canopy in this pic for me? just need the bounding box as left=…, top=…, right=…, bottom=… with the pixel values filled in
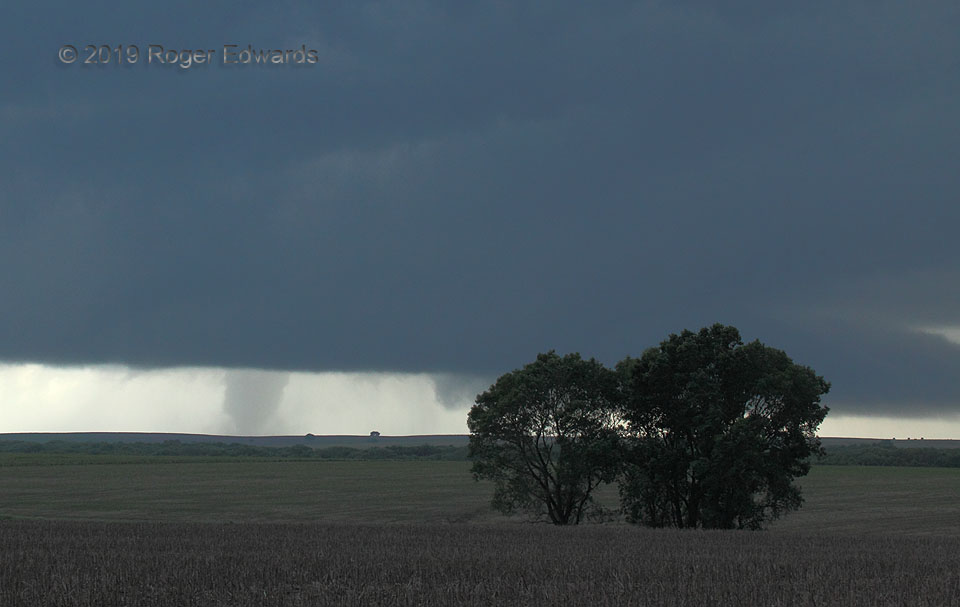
left=467, top=325, right=829, bottom=528
left=617, top=324, right=830, bottom=529
left=467, top=351, right=622, bottom=525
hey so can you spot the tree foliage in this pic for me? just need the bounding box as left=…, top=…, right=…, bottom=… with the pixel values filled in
left=467, top=352, right=622, bottom=525
left=618, top=324, right=830, bottom=529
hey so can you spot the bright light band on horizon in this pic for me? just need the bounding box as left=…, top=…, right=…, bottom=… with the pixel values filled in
left=1, top=363, right=959, bottom=440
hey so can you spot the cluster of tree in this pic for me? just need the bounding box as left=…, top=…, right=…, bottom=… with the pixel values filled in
left=468, top=324, right=830, bottom=529
left=0, top=440, right=468, bottom=461
left=818, top=442, right=960, bottom=468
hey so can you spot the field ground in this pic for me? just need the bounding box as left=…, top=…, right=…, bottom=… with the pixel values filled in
left=3, top=520, right=958, bottom=606
left=0, top=459, right=497, bottom=524
left=5, top=432, right=959, bottom=450
left=0, top=432, right=472, bottom=448
left=767, top=465, right=960, bottom=536
left=1, top=458, right=959, bottom=535
left=2, top=459, right=959, bottom=605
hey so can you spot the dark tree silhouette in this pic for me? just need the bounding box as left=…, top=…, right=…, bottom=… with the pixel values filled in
left=467, top=352, right=622, bottom=525
left=618, top=324, right=830, bottom=530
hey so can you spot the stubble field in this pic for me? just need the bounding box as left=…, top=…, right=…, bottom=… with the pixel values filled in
left=1, top=458, right=959, bottom=605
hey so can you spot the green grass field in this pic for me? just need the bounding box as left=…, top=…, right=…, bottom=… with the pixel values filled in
left=2, top=456, right=959, bottom=534
left=768, top=465, right=960, bottom=536
left=0, top=458, right=494, bottom=524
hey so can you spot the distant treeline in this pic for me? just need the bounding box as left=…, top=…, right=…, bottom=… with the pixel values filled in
left=4, top=438, right=959, bottom=468
left=0, top=440, right=469, bottom=461
left=817, top=441, right=960, bottom=468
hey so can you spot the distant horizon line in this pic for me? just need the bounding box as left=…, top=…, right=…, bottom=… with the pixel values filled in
left=1, top=431, right=958, bottom=442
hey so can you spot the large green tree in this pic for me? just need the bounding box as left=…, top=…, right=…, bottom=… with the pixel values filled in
left=467, top=352, right=622, bottom=525
left=618, top=324, right=829, bottom=530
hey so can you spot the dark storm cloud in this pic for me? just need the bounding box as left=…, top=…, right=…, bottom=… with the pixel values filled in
left=1, top=1, right=959, bottom=415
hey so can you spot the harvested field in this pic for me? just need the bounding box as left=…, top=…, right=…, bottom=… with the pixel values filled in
left=2, top=459, right=959, bottom=605
left=2, top=519, right=958, bottom=606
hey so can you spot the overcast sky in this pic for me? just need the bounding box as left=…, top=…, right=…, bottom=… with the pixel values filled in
left=1, top=2, right=959, bottom=437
